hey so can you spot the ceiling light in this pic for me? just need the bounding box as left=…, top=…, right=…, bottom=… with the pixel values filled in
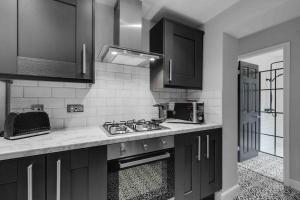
left=111, top=51, right=118, bottom=55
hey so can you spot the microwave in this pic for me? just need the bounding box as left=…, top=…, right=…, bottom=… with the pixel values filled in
left=169, top=102, right=205, bottom=124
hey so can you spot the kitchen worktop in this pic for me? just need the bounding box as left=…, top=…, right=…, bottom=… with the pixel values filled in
left=0, top=121, right=222, bottom=161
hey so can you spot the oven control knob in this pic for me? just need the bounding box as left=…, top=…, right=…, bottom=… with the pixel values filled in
left=161, top=139, right=167, bottom=145
left=120, top=143, right=126, bottom=154
left=143, top=144, right=148, bottom=151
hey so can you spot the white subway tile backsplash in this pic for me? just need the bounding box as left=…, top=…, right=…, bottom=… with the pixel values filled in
left=106, top=63, right=124, bottom=73
left=13, top=80, right=38, bottom=87
left=10, top=62, right=192, bottom=128
left=11, top=98, right=38, bottom=109
left=11, top=86, right=23, bottom=97
left=39, top=98, right=65, bottom=109
left=24, top=87, right=51, bottom=98
left=52, top=88, right=75, bottom=98
left=38, top=81, right=64, bottom=88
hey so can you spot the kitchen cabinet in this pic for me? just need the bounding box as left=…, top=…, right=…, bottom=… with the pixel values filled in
left=175, top=128, right=222, bottom=200
left=0, top=155, right=46, bottom=200
left=0, top=0, right=94, bottom=83
left=46, top=146, right=107, bottom=200
left=200, top=128, right=222, bottom=199
left=175, top=132, right=201, bottom=200
left=0, top=146, right=106, bottom=200
left=150, top=18, right=204, bottom=89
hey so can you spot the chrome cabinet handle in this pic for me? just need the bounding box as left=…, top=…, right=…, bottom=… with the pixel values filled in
left=119, top=153, right=170, bottom=169
left=169, top=59, right=172, bottom=82
left=56, top=159, right=61, bottom=200
left=206, top=135, right=210, bottom=159
left=27, top=164, right=33, bottom=200
left=198, top=136, right=201, bottom=161
left=82, top=44, right=86, bottom=74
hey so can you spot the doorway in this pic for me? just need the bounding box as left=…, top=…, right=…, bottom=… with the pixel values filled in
left=237, top=42, right=290, bottom=184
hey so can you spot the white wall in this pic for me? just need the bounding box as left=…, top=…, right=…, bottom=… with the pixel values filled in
left=239, top=16, right=300, bottom=183
left=221, top=33, right=239, bottom=194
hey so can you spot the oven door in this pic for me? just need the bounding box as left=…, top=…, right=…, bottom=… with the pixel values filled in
left=107, top=149, right=175, bottom=200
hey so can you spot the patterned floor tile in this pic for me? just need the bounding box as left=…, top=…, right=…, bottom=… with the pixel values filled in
left=239, top=152, right=283, bottom=182
left=235, top=167, right=300, bottom=200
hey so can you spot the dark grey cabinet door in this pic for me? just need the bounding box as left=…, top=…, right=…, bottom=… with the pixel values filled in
left=0, top=0, right=17, bottom=75
left=175, top=133, right=201, bottom=200
left=17, top=0, right=94, bottom=82
left=18, top=156, right=46, bottom=200
left=46, top=146, right=107, bottom=200
left=0, top=156, right=46, bottom=200
left=164, top=20, right=204, bottom=89
left=200, top=129, right=222, bottom=199
left=150, top=18, right=204, bottom=89
left=0, top=159, right=18, bottom=200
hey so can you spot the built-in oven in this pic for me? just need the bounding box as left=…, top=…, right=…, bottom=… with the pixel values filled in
left=107, top=136, right=175, bottom=200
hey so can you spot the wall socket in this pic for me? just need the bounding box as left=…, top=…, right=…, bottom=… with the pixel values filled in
left=67, top=104, right=84, bottom=113
left=31, top=104, right=44, bottom=111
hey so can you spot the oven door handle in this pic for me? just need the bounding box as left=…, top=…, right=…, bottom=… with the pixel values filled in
left=119, top=152, right=171, bottom=169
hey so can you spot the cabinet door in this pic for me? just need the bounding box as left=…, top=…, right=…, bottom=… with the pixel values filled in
left=175, top=133, right=201, bottom=200
left=0, top=156, right=46, bottom=200
left=0, top=0, right=17, bottom=75
left=46, top=146, right=107, bottom=200
left=17, top=0, right=93, bottom=82
left=201, top=129, right=222, bottom=198
left=0, top=159, right=18, bottom=200
left=164, top=20, right=203, bottom=89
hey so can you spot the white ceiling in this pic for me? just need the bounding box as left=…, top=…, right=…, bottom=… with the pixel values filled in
left=142, top=0, right=240, bottom=23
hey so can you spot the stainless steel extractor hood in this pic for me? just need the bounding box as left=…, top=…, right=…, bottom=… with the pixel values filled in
left=98, top=0, right=163, bottom=67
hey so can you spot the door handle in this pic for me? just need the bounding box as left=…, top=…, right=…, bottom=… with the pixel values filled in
left=206, top=135, right=210, bottom=159
left=82, top=44, right=86, bottom=74
left=169, top=59, right=173, bottom=82
left=27, top=164, right=33, bottom=200
left=198, top=136, right=201, bottom=161
left=56, top=159, right=61, bottom=200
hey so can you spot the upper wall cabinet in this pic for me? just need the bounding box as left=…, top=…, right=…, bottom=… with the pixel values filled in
left=150, top=18, right=204, bottom=89
left=0, top=0, right=94, bottom=83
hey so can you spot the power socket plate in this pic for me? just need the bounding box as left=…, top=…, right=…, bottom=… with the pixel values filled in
left=67, top=104, right=84, bottom=113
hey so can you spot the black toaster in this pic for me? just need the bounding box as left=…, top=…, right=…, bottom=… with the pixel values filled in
left=4, top=112, right=51, bottom=140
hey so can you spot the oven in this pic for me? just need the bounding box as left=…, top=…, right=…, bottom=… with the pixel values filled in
left=107, top=136, right=175, bottom=200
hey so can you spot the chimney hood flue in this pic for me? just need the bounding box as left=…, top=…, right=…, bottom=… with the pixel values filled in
left=98, top=0, right=163, bottom=67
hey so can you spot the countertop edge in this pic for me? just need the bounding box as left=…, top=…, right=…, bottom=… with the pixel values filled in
left=0, top=124, right=222, bottom=161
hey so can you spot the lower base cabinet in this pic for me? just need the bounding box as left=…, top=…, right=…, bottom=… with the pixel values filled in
left=0, top=155, right=46, bottom=200
left=0, top=146, right=107, bottom=200
left=175, top=128, right=222, bottom=200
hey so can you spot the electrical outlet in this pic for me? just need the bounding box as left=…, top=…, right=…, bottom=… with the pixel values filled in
left=31, top=104, right=44, bottom=111
left=67, top=104, right=84, bottom=113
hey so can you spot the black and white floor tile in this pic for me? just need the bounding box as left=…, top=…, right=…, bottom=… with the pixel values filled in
left=238, top=152, right=283, bottom=182
left=235, top=167, right=300, bottom=200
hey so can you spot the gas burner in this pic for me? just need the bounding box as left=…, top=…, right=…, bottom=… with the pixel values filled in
left=102, top=119, right=169, bottom=136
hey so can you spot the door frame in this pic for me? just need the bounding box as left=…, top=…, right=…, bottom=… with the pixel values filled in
left=238, top=42, right=290, bottom=185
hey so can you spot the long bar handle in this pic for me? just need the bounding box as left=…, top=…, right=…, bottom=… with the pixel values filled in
left=82, top=44, right=86, bottom=74
left=206, top=135, right=210, bottom=159
left=198, top=136, right=201, bottom=161
left=27, top=164, right=33, bottom=200
left=169, top=59, right=173, bottom=82
left=56, top=159, right=61, bottom=200
left=119, top=153, right=170, bottom=169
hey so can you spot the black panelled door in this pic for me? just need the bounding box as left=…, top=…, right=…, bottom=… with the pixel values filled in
left=238, top=61, right=260, bottom=162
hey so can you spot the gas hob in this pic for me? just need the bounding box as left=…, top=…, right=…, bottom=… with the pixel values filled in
left=102, top=119, right=169, bottom=136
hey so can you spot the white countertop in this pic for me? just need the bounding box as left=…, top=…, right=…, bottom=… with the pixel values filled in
left=0, top=121, right=222, bottom=161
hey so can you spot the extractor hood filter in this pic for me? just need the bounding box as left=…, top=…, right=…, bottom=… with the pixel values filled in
left=100, top=45, right=162, bottom=67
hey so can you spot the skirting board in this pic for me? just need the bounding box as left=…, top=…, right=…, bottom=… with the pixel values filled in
left=288, top=179, right=300, bottom=192
left=215, top=184, right=240, bottom=200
